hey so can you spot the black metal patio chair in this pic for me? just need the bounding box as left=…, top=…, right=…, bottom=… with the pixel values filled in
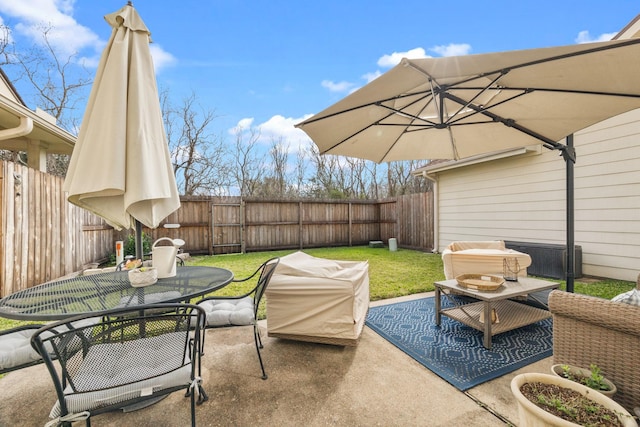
left=196, top=257, right=280, bottom=380
left=31, top=303, right=207, bottom=427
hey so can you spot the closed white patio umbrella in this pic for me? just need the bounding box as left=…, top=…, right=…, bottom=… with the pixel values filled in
left=63, top=2, right=179, bottom=258
left=296, top=38, right=640, bottom=291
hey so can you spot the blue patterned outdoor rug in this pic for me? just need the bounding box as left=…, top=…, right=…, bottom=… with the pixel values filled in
left=365, top=297, right=552, bottom=391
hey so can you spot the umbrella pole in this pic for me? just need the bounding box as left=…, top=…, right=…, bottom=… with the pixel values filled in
left=563, top=135, right=576, bottom=293
left=135, top=220, right=144, bottom=261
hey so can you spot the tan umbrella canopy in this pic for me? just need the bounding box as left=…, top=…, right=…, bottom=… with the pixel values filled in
left=296, top=38, right=640, bottom=291
left=297, top=38, right=640, bottom=162
left=63, top=2, right=179, bottom=255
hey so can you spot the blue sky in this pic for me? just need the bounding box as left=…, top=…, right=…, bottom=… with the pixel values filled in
left=0, top=0, right=638, bottom=152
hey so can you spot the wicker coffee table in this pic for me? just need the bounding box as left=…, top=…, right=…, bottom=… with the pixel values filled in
left=434, top=276, right=559, bottom=349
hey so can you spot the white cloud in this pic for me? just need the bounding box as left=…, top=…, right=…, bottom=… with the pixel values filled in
left=321, top=80, right=356, bottom=93
left=231, top=114, right=313, bottom=153
left=0, top=0, right=176, bottom=72
left=0, top=0, right=102, bottom=56
left=321, top=44, right=473, bottom=95
left=430, top=43, right=472, bottom=57
left=362, top=70, right=381, bottom=84
left=231, top=117, right=255, bottom=133
left=149, top=43, right=177, bottom=73
left=377, top=47, right=429, bottom=68
left=321, top=47, right=431, bottom=95
left=575, top=30, right=616, bottom=43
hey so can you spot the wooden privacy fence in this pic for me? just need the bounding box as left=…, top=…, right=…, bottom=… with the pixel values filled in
left=1, top=159, right=434, bottom=295
left=1, top=161, right=113, bottom=297
left=144, top=194, right=434, bottom=256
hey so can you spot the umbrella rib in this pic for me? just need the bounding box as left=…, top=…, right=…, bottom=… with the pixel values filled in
left=447, top=73, right=505, bottom=121
left=496, top=87, right=640, bottom=99
left=441, top=38, right=640, bottom=90
left=320, top=108, right=418, bottom=155
left=444, top=86, right=640, bottom=99
left=404, top=38, right=640, bottom=97
left=489, top=37, right=640, bottom=77
left=444, top=91, right=562, bottom=150
left=318, top=91, right=440, bottom=157
left=446, top=90, right=530, bottom=126
left=297, top=91, right=434, bottom=127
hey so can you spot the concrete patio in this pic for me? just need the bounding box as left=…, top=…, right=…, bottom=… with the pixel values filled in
left=0, top=292, right=551, bottom=426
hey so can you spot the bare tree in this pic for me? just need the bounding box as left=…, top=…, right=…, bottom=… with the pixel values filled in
left=308, top=144, right=348, bottom=198
left=365, top=161, right=382, bottom=199
left=14, top=26, right=91, bottom=131
left=2, top=25, right=92, bottom=176
left=231, top=126, right=266, bottom=197
left=387, top=160, right=432, bottom=195
left=266, top=137, right=289, bottom=197
left=292, top=145, right=309, bottom=197
left=164, top=92, right=228, bottom=195
left=0, top=24, right=14, bottom=66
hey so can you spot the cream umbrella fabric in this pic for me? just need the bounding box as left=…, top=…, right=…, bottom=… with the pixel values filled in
left=296, top=38, right=640, bottom=292
left=296, top=38, right=640, bottom=163
left=63, top=3, right=179, bottom=231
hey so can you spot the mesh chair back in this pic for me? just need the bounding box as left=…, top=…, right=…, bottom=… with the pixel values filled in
left=31, top=303, right=207, bottom=425
left=196, top=257, right=280, bottom=380
left=252, top=258, right=280, bottom=316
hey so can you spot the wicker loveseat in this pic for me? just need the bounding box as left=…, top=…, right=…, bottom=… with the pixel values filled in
left=548, top=278, right=640, bottom=412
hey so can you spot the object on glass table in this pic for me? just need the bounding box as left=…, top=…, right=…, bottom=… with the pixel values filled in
left=124, top=258, right=143, bottom=270
left=152, top=237, right=184, bottom=279
left=503, top=258, right=521, bottom=282
left=456, top=273, right=504, bottom=291
left=128, top=267, right=158, bottom=287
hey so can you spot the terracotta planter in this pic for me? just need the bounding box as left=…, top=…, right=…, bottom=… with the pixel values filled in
left=511, top=373, right=637, bottom=427
left=551, top=364, right=617, bottom=398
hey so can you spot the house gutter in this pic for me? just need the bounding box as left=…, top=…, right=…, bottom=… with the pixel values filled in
left=0, top=92, right=75, bottom=151
left=0, top=115, right=33, bottom=140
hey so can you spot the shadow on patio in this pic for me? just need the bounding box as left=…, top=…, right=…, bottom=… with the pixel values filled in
left=0, top=293, right=551, bottom=426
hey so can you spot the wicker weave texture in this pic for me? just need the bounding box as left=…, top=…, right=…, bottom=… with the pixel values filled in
left=549, top=288, right=640, bottom=412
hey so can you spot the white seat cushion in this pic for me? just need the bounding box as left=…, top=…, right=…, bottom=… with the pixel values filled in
left=612, top=289, right=640, bottom=306
left=1, top=318, right=101, bottom=372
left=50, top=331, right=191, bottom=417
left=0, top=329, right=41, bottom=371
left=198, top=296, right=254, bottom=326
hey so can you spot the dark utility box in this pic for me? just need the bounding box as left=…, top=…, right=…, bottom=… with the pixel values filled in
left=504, top=241, right=582, bottom=280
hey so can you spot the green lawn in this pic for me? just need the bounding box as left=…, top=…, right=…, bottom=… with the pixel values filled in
left=0, top=246, right=635, bottom=331
left=187, top=246, right=635, bottom=300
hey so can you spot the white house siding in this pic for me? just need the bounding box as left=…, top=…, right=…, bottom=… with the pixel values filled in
left=435, top=108, right=640, bottom=282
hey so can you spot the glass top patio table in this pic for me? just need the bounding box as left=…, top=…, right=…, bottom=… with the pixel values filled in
left=0, top=266, right=234, bottom=321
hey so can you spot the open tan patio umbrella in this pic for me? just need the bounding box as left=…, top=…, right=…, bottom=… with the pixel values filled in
left=296, top=38, right=640, bottom=291
left=63, top=2, right=179, bottom=258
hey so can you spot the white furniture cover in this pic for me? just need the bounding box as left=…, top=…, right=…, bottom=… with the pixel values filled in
left=441, top=240, right=532, bottom=280
left=266, top=251, right=370, bottom=346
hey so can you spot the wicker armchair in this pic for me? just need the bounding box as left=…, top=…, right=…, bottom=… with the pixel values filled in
left=548, top=276, right=640, bottom=412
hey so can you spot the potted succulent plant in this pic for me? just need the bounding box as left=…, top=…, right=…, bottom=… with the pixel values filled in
left=511, top=373, right=636, bottom=427
left=551, top=363, right=617, bottom=398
